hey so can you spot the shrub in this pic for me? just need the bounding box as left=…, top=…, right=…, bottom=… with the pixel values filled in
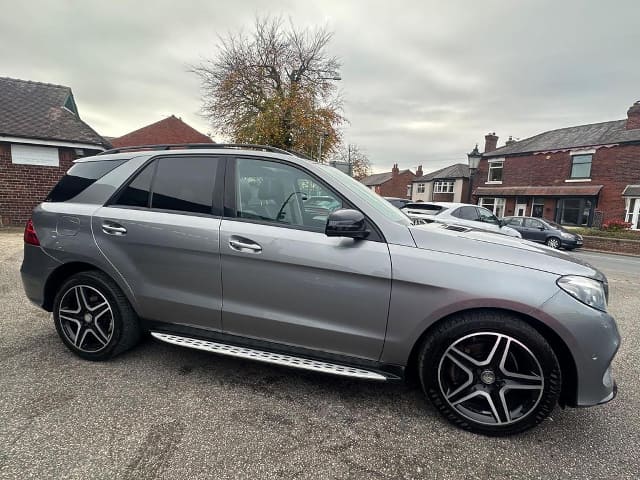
left=602, top=219, right=632, bottom=231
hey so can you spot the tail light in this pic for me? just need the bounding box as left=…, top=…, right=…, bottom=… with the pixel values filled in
left=24, top=219, right=40, bottom=246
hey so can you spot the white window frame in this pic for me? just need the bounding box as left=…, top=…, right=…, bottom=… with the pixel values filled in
left=625, top=197, right=640, bottom=230
left=487, top=159, right=504, bottom=184
left=433, top=180, right=454, bottom=193
left=11, top=144, right=59, bottom=167
left=568, top=149, right=594, bottom=181
left=479, top=197, right=506, bottom=217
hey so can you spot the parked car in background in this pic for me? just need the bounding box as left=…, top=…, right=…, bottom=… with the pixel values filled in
left=402, top=202, right=522, bottom=238
left=21, top=144, right=618, bottom=436
left=384, top=197, right=411, bottom=209
left=503, top=216, right=583, bottom=250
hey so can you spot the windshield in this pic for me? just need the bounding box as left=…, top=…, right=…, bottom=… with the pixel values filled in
left=318, top=164, right=412, bottom=225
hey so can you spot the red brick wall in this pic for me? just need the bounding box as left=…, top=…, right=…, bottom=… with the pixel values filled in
left=472, top=144, right=640, bottom=223
left=432, top=192, right=454, bottom=202
left=582, top=235, right=640, bottom=255
left=377, top=171, right=416, bottom=198
left=0, top=142, right=90, bottom=226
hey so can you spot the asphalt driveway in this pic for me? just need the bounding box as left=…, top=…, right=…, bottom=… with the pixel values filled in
left=0, top=230, right=638, bottom=479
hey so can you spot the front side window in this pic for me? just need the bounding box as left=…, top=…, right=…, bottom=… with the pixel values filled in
left=570, top=154, right=592, bottom=179
left=477, top=207, right=501, bottom=224
left=417, top=183, right=426, bottom=193
left=434, top=180, right=454, bottom=193
left=478, top=197, right=505, bottom=217
left=235, top=158, right=343, bottom=232
left=487, top=160, right=504, bottom=182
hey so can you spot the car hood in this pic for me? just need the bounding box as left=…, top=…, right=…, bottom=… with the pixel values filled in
left=408, top=223, right=603, bottom=280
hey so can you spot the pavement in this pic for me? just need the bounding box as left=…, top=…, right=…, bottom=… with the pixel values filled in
left=0, top=231, right=638, bottom=480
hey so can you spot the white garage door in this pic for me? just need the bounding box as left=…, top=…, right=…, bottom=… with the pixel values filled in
left=11, top=144, right=59, bottom=166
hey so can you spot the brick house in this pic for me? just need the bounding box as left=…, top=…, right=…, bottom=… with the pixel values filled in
left=361, top=164, right=420, bottom=198
left=0, top=77, right=109, bottom=226
left=411, top=163, right=470, bottom=203
left=110, top=115, right=213, bottom=147
left=471, top=101, right=640, bottom=229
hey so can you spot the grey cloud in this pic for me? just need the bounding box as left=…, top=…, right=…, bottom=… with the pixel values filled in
left=1, top=0, right=638, bottom=173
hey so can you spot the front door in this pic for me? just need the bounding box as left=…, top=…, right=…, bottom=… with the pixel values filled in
left=93, top=155, right=225, bottom=331
left=515, top=203, right=527, bottom=216
left=219, top=157, right=392, bottom=361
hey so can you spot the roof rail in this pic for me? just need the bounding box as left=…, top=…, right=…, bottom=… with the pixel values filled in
left=97, top=143, right=299, bottom=157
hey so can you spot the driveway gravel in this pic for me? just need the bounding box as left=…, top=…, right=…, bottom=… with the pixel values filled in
left=0, top=230, right=638, bottom=479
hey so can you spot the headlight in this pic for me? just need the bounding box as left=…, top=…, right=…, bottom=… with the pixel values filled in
left=557, top=275, right=607, bottom=311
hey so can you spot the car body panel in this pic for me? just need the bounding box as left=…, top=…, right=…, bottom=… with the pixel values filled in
left=219, top=218, right=392, bottom=360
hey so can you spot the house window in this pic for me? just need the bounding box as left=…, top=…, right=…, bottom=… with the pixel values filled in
left=417, top=183, right=426, bottom=193
left=479, top=197, right=506, bottom=217
left=487, top=160, right=504, bottom=183
left=11, top=144, right=59, bottom=167
left=556, top=198, right=593, bottom=226
left=531, top=197, right=545, bottom=218
left=625, top=197, right=640, bottom=230
left=407, top=184, right=412, bottom=197
left=434, top=180, right=454, bottom=193
left=570, top=154, right=592, bottom=179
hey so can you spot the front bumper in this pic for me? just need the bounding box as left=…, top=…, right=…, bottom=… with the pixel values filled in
left=561, top=237, right=583, bottom=249
left=538, top=290, right=620, bottom=407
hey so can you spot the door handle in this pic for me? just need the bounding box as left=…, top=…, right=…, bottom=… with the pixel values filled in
left=102, top=222, right=127, bottom=235
left=229, top=239, right=262, bottom=253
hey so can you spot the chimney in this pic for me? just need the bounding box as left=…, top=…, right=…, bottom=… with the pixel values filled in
left=484, top=132, right=498, bottom=153
left=505, top=135, right=516, bottom=146
left=392, top=163, right=399, bottom=176
left=626, top=101, right=640, bottom=130
left=416, top=165, right=423, bottom=177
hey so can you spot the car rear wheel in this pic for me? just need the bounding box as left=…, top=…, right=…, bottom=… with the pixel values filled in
left=546, top=237, right=561, bottom=249
left=53, top=271, right=141, bottom=361
left=418, top=311, right=561, bottom=436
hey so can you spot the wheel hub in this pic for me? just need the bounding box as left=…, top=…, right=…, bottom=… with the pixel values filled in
left=84, top=313, right=93, bottom=323
left=480, top=369, right=496, bottom=385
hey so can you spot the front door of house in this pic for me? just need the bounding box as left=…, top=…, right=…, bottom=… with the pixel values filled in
left=515, top=203, right=527, bottom=216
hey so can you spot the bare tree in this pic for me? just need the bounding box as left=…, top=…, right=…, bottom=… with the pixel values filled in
left=330, top=144, right=372, bottom=180
left=192, top=16, right=344, bottom=157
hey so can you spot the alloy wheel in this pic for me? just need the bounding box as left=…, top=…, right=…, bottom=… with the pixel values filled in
left=546, top=238, right=560, bottom=249
left=438, top=332, right=544, bottom=426
left=58, top=285, right=114, bottom=353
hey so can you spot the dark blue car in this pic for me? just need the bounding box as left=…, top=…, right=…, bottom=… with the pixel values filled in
left=503, top=216, right=583, bottom=250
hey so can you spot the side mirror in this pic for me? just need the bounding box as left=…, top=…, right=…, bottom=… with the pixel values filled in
left=325, top=209, right=370, bottom=239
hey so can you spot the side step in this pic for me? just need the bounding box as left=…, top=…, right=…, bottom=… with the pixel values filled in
left=150, top=332, right=388, bottom=381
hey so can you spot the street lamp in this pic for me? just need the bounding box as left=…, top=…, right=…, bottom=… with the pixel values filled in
left=467, top=144, right=482, bottom=203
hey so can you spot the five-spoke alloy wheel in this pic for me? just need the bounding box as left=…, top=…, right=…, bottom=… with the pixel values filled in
left=546, top=237, right=561, bottom=249
left=419, top=311, right=561, bottom=436
left=53, top=271, right=140, bottom=361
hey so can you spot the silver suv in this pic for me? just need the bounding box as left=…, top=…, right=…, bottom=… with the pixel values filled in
left=21, top=144, right=619, bottom=435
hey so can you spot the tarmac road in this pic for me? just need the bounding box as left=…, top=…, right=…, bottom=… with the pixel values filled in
left=0, top=231, right=638, bottom=479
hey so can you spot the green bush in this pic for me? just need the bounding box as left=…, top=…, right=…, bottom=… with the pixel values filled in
left=571, top=227, right=640, bottom=240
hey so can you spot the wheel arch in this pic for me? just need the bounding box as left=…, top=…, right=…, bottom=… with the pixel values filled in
left=405, top=307, right=577, bottom=407
left=43, top=261, right=136, bottom=314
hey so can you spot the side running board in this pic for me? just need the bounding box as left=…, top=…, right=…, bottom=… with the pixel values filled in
left=151, top=332, right=388, bottom=381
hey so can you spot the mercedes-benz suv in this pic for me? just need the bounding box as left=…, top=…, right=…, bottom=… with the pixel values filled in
left=21, top=144, right=619, bottom=435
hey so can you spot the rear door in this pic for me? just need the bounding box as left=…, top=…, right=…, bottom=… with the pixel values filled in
left=92, top=155, right=225, bottom=331
left=219, top=156, right=392, bottom=361
left=523, top=218, right=547, bottom=242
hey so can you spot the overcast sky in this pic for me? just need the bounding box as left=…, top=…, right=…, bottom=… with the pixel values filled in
left=1, top=0, right=639, bottom=173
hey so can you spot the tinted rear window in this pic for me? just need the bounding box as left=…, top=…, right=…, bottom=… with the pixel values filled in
left=46, top=160, right=126, bottom=202
left=404, top=203, right=444, bottom=214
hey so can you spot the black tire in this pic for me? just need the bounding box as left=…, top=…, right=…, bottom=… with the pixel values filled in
left=53, top=271, right=141, bottom=361
left=418, top=310, right=561, bottom=436
left=545, top=237, right=561, bottom=249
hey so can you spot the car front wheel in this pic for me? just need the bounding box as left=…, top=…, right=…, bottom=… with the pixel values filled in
left=546, top=237, right=561, bottom=249
left=53, top=271, right=141, bottom=361
left=418, top=311, right=561, bottom=436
